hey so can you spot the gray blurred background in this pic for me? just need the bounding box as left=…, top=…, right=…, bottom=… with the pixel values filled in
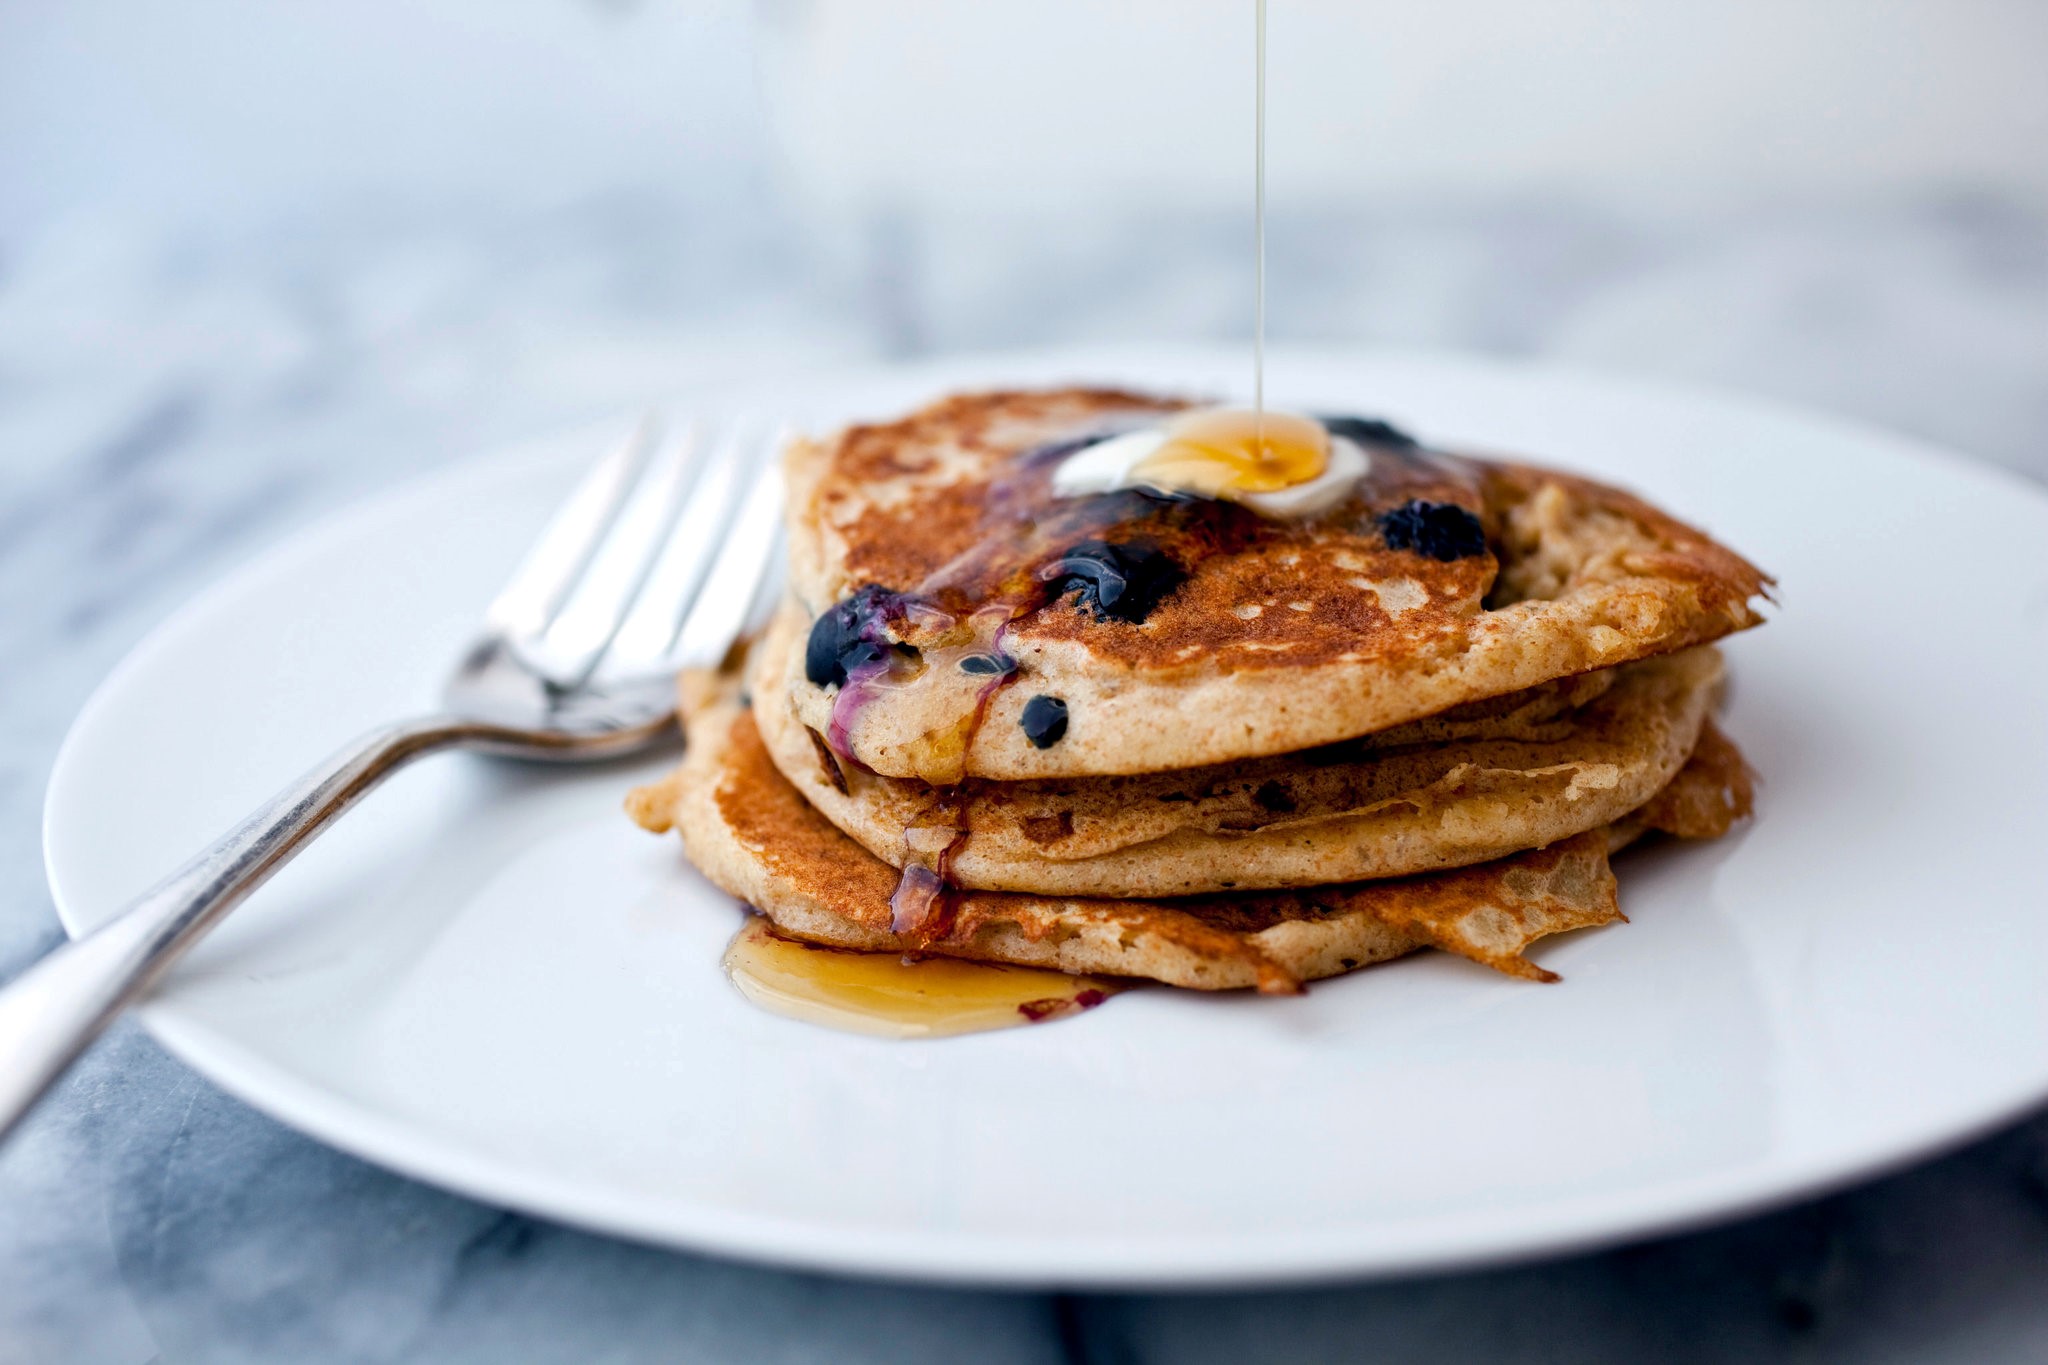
left=5, top=0, right=2045, bottom=462
left=4, top=3, right=2048, bottom=1361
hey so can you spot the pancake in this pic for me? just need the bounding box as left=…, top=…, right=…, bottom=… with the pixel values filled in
left=1617, top=716, right=1753, bottom=842
left=626, top=677, right=1753, bottom=994
left=753, top=600, right=1726, bottom=896
left=782, top=387, right=1771, bottom=781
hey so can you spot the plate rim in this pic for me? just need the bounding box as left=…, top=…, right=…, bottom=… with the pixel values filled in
left=41, top=344, right=2048, bottom=1288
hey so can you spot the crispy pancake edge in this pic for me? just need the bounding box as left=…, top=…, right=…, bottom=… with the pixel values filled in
left=755, top=602, right=1725, bottom=896
left=629, top=679, right=1751, bottom=993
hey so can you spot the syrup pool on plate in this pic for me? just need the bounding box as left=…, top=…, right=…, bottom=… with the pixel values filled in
left=721, top=919, right=1119, bottom=1039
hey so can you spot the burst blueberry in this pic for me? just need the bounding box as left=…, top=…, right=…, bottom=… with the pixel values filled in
left=1043, top=539, right=1186, bottom=623
left=804, top=584, right=901, bottom=688
left=1379, top=500, right=1488, bottom=561
left=1321, top=415, right=1420, bottom=450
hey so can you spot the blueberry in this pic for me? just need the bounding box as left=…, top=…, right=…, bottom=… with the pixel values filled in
left=958, top=653, right=1015, bottom=676
left=1379, top=500, right=1488, bottom=561
left=804, top=585, right=899, bottom=688
left=1020, top=695, right=1068, bottom=748
left=1321, top=415, right=1420, bottom=450
left=1044, top=539, right=1186, bottom=623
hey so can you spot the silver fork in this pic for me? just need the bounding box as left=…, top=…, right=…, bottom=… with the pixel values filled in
left=0, top=417, right=784, bottom=1142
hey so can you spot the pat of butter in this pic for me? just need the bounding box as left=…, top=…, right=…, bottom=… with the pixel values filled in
left=1050, top=420, right=1369, bottom=519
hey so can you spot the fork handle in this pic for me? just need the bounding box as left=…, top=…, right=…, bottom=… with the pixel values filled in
left=0, top=716, right=469, bottom=1143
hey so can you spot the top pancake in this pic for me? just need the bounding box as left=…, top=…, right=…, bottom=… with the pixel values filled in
left=785, top=387, right=1770, bottom=781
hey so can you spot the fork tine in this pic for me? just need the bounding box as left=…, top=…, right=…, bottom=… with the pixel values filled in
left=604, top=419, right=758, bottom=670
left=519, top=424, right=712, bottom=684
left=668, top=433, right=787, bottom=675
left=486, top=417, right=660, bottom=640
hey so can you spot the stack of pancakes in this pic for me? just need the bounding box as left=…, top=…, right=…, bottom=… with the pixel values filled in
left=629, top=388, right=1772, bottom=992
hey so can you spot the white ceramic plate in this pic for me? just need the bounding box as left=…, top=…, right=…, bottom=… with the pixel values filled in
left=43, top=347, right=2048, bottom=1288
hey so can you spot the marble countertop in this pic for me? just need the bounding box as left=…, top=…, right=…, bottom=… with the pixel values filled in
left=4, top=189, right=2048, bottom=1364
